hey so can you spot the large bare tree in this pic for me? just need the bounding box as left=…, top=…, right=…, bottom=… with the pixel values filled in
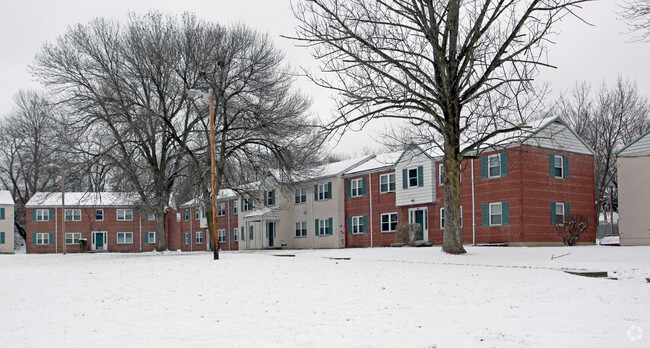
left=619, top=0, right=650, bottom=41
left=290, top=0, right=590, bottom=254
left=559, top=77, right=650, bottom=225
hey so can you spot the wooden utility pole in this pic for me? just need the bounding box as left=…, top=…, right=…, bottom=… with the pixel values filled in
left=209, top=88, right=219, bottom=260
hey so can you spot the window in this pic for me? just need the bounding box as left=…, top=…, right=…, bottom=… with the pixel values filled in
left=184, top=233, right=191, bottom=245
left=488, top=154, right=501, bottom=178
left=145, top=232, right=156, bottom=244
left=440, top=207, right=462, bottom=229
left=317, top=183, right=331, bottom=200
left=145, top=213, right=155, bottom=221
left=295, top=188, right=306, bottom=204
left=551, top=154, right=570, bottom=179
left=231, top=228, right=238, bottom=242
left=218, top=229, right=226, bottom=242
left=183, top=209, right=190, bottom=221
left=65, top=232, right=81, bottom=244
left=242, top=199, right=252, bottom=212
left=117, top=209, right=133, bottom=221
left=551, top=202, right=570, bottom=225
left=117, top=232, right=133, bottom=244
left=351, top=216, right=365, bottom=234
left=35, top=209, right=51, bottom=222
left=217, top=203, right=226, bottom=217
left=95, top=209, right=104, bottom=221
left=381, top=213, right=398, bottom=232
left=350, top=178, right=363, bottom=197
left=408, top=168, right=419, bottom=187
left=439, top=164, right=444, bottom=186
left=195, top=209, right=201, bottom=220
left=317, top=218, right=332, bottom=236
left=295, top=221, right=307, bottom=237
left=489, top=203, right=502, bottom=226
left=35, top=233, right=50, bottom=245
left=265, top=190, right=275, bottom=206
left=231, top=201, right=238, bottom=215
left=379, top=174, right=395, bottom=193
left=249, top=226, right=254, bottom=240
left=64, top=209, right=81, bottom=222
left=196, top=231, right=203, bottom=244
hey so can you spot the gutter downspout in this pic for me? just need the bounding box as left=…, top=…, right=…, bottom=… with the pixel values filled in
left=190, top=208, right=193, bottom=252
left=227, top=202, right=231, bottom=251
left=471, top=158, right=476, bottom=245
left=139, top=214, right=142, bottom=252
left=311, top=187, right=315, bottom=250
left=55, top=207, right=58, bottom=254
left=368, top=173, right=373, bottom=248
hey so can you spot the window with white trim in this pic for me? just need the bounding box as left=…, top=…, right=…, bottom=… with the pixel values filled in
left=408, top=168, right=419, bottom=187
left=489, top=202, right=502, bottom=226
left=117, top=232, right=133, bottom=244
left=438, top=164, right=444, bottom=186
left=218, top=229, right=226, bottom=242
left=295, top=221, right=307, bottom=237
left=243, top=199, right=252, bottom=211
left=196, top=231, right=203, bottom=244
left=195, top=209, right=201, bottom=220
left=295, top=188, right=306, bottom=204
left=64, top=209, right=81, bottom=222
left=35, top=209, right=50, bottom=221
left=379, top=173, right=395, bottom=193
left=231, top=201, right=238, bottom=215
left=95, top=209, right=104, bottom=221
left=318, top=184, right=330, bottom=200
left=145, top=213, right=156, bottom=221
left=65, top=232, right=81, bottom=244
left=183, top=209, right=190, bottom=221
left=36, top=233, right=50, bottom=245
left=265, top=190, right=275, bottom=205
left=554, top=155, right=564, bottom=178
left=351, top=216, right=364, bottom=234
left=440, top=206, right=462, bottom=229
left=318, top=219, right=330, bottom=236
left=350, top=179, right=363, bottom=197
left=488, top=154, right=501, bottom=178
left=117, top=209, right=133, bottom=221
left=217, top=203, right=226, bottom=216
left=231, top=228, right=238, bottom=242
left=184, top=233, right=191, bottom=245
left=146, top=232, right=156, bottom=244
left=381, top=213, right=398, bottom=232
left=555, top=202, right=565, bottom=226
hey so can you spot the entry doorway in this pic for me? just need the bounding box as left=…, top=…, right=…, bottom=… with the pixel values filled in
left=409, top=208, right=428, bottom=241
left=266, top=222, right=276, bottom=247
left=92, top=231, right=107, bottom=251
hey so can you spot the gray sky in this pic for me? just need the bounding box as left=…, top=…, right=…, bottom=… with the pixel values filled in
left=1, top=0, right=648, bottom=154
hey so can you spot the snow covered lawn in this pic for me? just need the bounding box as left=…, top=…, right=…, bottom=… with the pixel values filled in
left=1, top=246, right=648, bottom=347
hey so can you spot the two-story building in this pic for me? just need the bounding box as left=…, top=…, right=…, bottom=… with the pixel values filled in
left=0, top=190, right=15, bottom=254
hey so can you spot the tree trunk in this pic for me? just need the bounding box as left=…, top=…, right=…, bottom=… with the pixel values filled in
left=441, top=150, right=466, bottom=254
left=155, top=203, right=167, bottom=251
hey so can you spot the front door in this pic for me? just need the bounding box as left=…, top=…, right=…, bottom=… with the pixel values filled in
left=267, top=222, right=275, bottom=247
left=92, top=231, right=107, bottom=251
left=409, top=208, right=428, bottom=241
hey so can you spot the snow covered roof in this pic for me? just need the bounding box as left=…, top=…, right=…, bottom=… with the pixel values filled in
left=311, top=155, right=374, bottom=179
left=25, top=192, right=141, bottom=208
left=343, top=152, right=403, bottom=175
left=0, top=190, right=14, bottom=205
left=179, top=189, right=238, bottom=208
left=243, top=206, right=280, bottom=221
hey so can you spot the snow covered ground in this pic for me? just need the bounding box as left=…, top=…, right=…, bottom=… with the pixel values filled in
left=1, top=246, right=648, bottom=347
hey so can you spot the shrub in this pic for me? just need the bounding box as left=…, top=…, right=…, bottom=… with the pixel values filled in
left=555, top=214, right=589, bottom=246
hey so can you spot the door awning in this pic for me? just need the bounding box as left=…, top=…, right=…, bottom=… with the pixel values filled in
left=243, top=206, right=280, bottom=222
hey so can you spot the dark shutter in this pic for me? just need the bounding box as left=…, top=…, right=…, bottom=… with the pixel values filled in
left=549, top=154, right=555, bottom=178
left=402, top=169, right=408, bottom=189
left=327, top=182, right=332, bottom=199
left=328, top=218, right=333, bottom=235
left=481, top=156, right=488, bottom=179
left=563, top=156, right=570, bottom=179
left=502, top=202, right=509, bottom=225
left=550, top=202, right=556, bottom=224
left=565, top=202, right=571, bottom=217
left=362, top=215, right=368, bottom=234
left=347, top=217, right=352, bottom=235
left=417, top=166, right=424, bottom=187
left=500, top=152, right=508, bottom=177
left=482, top=203, right=489, bottom=226
left=361, top=177, right=367, bottom=196
left=314, top=184, right=319, bottom=201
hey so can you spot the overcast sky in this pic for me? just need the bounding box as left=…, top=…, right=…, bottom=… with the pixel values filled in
left=1, top=0, right=648, bottom=154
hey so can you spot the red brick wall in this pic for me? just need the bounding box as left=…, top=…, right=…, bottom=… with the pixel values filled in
left=177, top=199, right=239, bottom=252
left=25, top=207, right=157, bottom=254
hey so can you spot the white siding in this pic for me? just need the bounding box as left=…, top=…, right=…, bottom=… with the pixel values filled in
left=616, top=155, right=650, bottom=245
left=618, top=131, right=650, bottom=156
left=395, top=149, right=436, bottom=206
left=524, top=121, right=592, bottom=155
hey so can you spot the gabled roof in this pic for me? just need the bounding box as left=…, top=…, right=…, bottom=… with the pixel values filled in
left=307, top=155, right=374, bottom=180
left=0, top=191, right=14, bottom=205
left=521, top=116, right=594, bottom=155
left=25, top=192, right=141, bottom=208
left=179, top=189, right=238, bottom=208
left=343, top=151, right=403, bottom=176
left=395, top=143, right=436, bottom=166
left=617, top=129, right=650, bottom=156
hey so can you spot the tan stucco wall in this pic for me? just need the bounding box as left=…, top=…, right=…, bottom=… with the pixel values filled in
left=617, top=154, right=650, bottom=246
left=0, top=204, right=15, bottom=254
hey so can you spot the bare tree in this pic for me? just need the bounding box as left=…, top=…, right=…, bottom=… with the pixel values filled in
left=559, top=77, right=650, bottom=226
left=555, top=214, right=589, bottom=246
left=619, top=0, right=650, bottom=41
left=289, top=0, right=590, bottom=254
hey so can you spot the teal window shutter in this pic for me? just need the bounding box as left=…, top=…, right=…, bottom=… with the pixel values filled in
left=328, top=217, right=333, bottom=235
left=500, top=152, right=508, bottom=177
left=361, top=177, right=367, bottom=196
left=402, top=169, right=408, bottom=189
left=362, top=215, right=368, bottom=234
left=314, top=184, right=319, bottom=201
left=249, top=226, right=254, bottom=240
left=271, top=189, right=276, bottom=205
left=327, top=182, right=332, bottom=199
left=241, top=227, right=244, bottom=241
left=563, top=156, right=570, bottom=179
left=481, top=156, right=488, bottom=179
left=48, top=233, right=54, bottom=245
left=0, top=232, right=5, bottom=244
left=144, top=232, right=149, bottom=244
left=347, top=180, right=351, bottom=198
left=550, top=201, right=556, bottom=224
left=49, top=209, right=54, bottom=221
left=32, top=233, right=36, bottom=244
left=347, top=217, right=352, bottom=235
left=0, top=207, right=4, bottom=219
left=240, top=198, right=244, bottom=211
left=32, top=210, right=36, bottom=221
left=315, top=219, right=319, bottom=236
left=417, top=166, right=424, bottom=187
left=549, top=154, right=555, bottom=178
left=565, top=202, right=571, bottom=217
left=482, top=203, right=489, bottom=226
left=263, top=191, right=268, bottom=206
left=502, top=201, right=509, bottom=225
